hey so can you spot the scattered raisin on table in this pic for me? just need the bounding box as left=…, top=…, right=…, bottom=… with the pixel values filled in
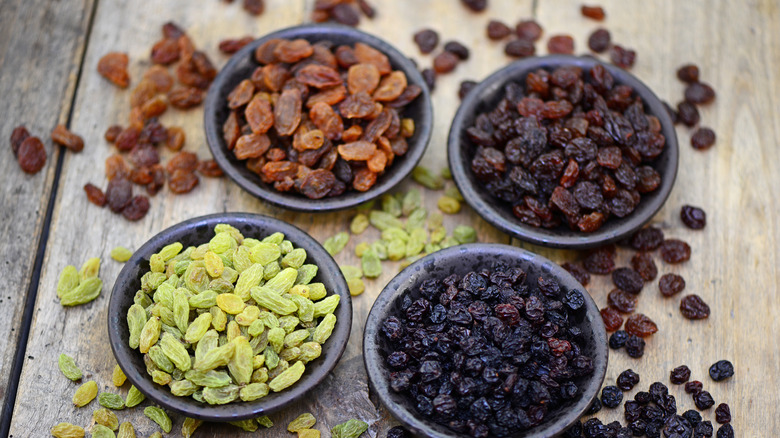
left=10, top=125, right=31, bottom=157
left=584, top=246, right=616, bottom=274
left=242, top=0, right=264, bottom=15
left=609, top=330, right=628, bottom=349
left=681, top=205, right=707, bottom=229
left=659, top=273, right=686, bottom=297
left=684, top=82, right=716, bottom=104
left=630, top=227, right=664, bottom=251
left=433, top=51, right=459, bottom=73
left=547, top=35, right=575, bottom=54
left=421, top=68, right=436, bottom=91
left=617, top=369, right=640, bottom=391
left=486, top=20, right=511, bottom=40
left=631, top=253, right=658, bottom=281
left=515, top=20, right=543, bottom=41
left=685, top=380, right=703, bottom=395
left=84, top=183, right=107, bottom=207
left=625, top=334, right=645, bottom=358
left=562, top=262, right=590, bottom=286
left=587, top=28, right=611, bottom=53
left=443, top=41, right=470, bottom=60
left=715, top=403, right=731, bottom=424
left=677, top=64, right=700, bottom=83
left=677, top=101, right=700, bottom=127
left=717, top=424, right=734, bottom=438
left=218, top=36, right=254, bottom=54
left=610, top=45, right=636, bottom=68
left=51, top=124, right=84, bottom=152
left=504, top=38, right=535, bottom=57
left=612, top=267, right=644, bottom=294
left=17, top=136, right=47, bottom=174
left=625, top=313, right=658, bottom=337
left=331, top=4, right=360, bottom=26
left=709, top=360, right=734, bottom=382
left=600, top=307, right=624, bottom=331
left=601, top=385, right=623, bottom=408
left=581, top=5, right=606, bottom=20
left=106, top=177, right=133, bottom=213
left=460, top=0, right=487, bottom=12
left=121, top=195, right=150, bottom=221
left=458, top=80, right=477, bottom=100
left=691, top=127, right=716, bottom=150
left=693, top=390, right=715, bottom=410
left=608, top=289, right=637, bottom=313
left=670, top=365, right=691, bottom=384
left=660, top=239, right=691, bottom=264
left=97, top=52, right=130, bottom=88
left=413, top=29, right=439, bottom=54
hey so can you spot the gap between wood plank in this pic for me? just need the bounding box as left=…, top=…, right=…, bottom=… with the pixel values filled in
left=0, top=0, right=100, bottom=434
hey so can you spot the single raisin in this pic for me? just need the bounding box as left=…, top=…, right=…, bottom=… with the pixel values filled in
left=17, top=136, right=47, bottom=174
left=610, top=45, right=636, bottom=68
left=714, top=403, right=731, bottom=424
left=516, top=20, right=543, bottom=41
left=609, top=330, right=628, bottom=349
left=716, top=424, right=734, bottom=438
left=587, top=28, right=611, bottom=53
left=84, top=183, right=107, bottom=207
left=625, top=334, right=645, bottom=358
left=677, top=64, right=700, bottom=83
left=460, top=0, right=487, bottom=12
left=197, top=159, right=223, bottom=177
left=709, top=360, right=734, bottom=382
left=670, top=365, right=691, bottom=384
left=600, top=307, right=623, bottom=331
left=504, top=39, right=535, bottom=58
left=97, top=52, right=130, bottom=88
left=684, top=82, right=716, bottom=104
left=693, top=391, right=715, bottom=410
left=631, top=253, right=658, bottom=281
left=584, top=246, right=616, bottom=274
left=10, top=125, right=31, bottom=157
left=106, top=177, right=133, bottom=213
left=458, top=80, right=477, bottom=100
left=685, top=381, right=703, bottom=395
left=168, top=169, right=199, bottom=194
left=617, top=369, right=640, bottom=391
left=421, top=68, right=436, bottom=92
left=547, top=35, right=575, bottom=54
left=243, top=0, right=265, bottom=15
left=433, top=51, right=459, bottom=74
left=413, top=29, right=439, bottom=54
left=660, top=239, right=691, bottom=264
left=121, top=195, right=150, bottom=221
left=331, top=4, right=360, bottom=26
left=612, top=267, right=644, bottom=294
left=168, top=87, right=204, bottom=109
left=581, top=5, right=606, bottom=20
left=218, top=36, right=254, bottom=54
left=601, top=386, right=623, bottom=408
left=608, top=289, right=637, bottom=313
left=691, top=127, right=716, bottom=150
left=444, top=41, right=470, bottom=60
left=486, top=20, right=512, bottom=40
left=630, top=227, right=664, bottom=251
left=625, top=313, right=658, bottom=337
left=676, top=101, right=700, bottom=127
left=680, top=205, right=707, bottom=229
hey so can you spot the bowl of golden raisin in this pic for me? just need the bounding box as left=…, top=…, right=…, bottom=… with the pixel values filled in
left=205, top=24, right=433, bottom=212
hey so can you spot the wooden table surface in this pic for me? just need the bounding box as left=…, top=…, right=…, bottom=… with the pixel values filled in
left=1, top=0, right=777, bottom=436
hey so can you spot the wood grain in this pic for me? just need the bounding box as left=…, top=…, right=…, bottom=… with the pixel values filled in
left=6, top=0, right=780, bottom=436
left=0, top=0, right=94, bottom=420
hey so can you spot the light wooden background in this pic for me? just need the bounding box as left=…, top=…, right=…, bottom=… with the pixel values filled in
left=1, top=0, right=778, bottom=436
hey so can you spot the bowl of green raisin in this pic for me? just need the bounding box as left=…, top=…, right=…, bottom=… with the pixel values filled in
left=108, top=213, right=352, bottom=421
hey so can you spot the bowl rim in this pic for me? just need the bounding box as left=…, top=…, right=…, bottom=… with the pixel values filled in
left=363, top=243, right=608, bottom=438
left=447, top=54, right=679, bottom=249
left=204, top=23, right=433, bottom=212
left=107, top=212, right=352, bottom=421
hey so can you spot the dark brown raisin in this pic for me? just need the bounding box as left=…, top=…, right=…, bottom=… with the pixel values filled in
left=421, top=68, right=436, bottom=92
left=486, top=20, right=512, bottom=40
left=625, top=313, right=658, bottom=337
left=331, top=4, right=360, bottom=26
left=515, top=20, right=543, bottom=41
left=561, top=262, right=590, bottom=286
left=413, top=29, right=439, bottom=54
left=357, top=0, right=376, bottom=18
left=715, top=403, right=731, bottom=424
left=583, top=246, right=615, bottom=274
left=607, top=289, right=636, bottom=313
left=676, top=64, right=700, bottom=83
left=242, top=0, right=264, bottom=15
left=504, top=39, right=536, bottom=58
left=691, top=127, right=716, bottom=150
left=121, top=195, right=150, bottom=221
left=630, top=227, right=664, bottom=251
left=680, top=295, right=710, bottom=320
left=587, top=28, right=611, bottom=53
left=636, top=166, right=661, bottom=193
left=685, top=381, right=703, bottom=395
left=17, top=136, right=47, bottom=174
left=460, top=0, right=487, bottom=12
left=631, top=253, right=657, bottom=281
left=670, top=365, right=691, bottom=384
left=659, top=273, right=686, bottom=297
left=433, top=51, right=459, bottom=74
left=660, top=239, right=691, bottom=264
left=610, top=45, right=636, bottom=69
left=600, top=307, right=623, bottom=331
left=458, top=80, right=477, bottom=100
left=84, top=183, right=107, bottom=207
left=612, top=267, right=644, bottom=294
left=684, top=82, right=716, bottom=104
left=219, top=36, right=254, bottom=54
left=300, top=169, right=337, bottom=199
left=547, top=35, right=574, bottom=54
left=106, top=177, right=133, bottom=212
left=680, top=205, right=706, bottom=229
left=10, top=125, right=31, bottom=157
left=444, top=41, right=470, bottom=60
left=676, top=101, right=700, bottom=127
left=581, top=5, right=606, bottom=20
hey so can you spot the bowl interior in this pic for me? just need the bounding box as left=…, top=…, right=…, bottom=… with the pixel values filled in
left=204, top=24, right=433, bottom=212
left=108, top=213, right=352, bottom=421
left=364, top=244, right=608, bottom=438
left=448, top=55, right=678, bottom=249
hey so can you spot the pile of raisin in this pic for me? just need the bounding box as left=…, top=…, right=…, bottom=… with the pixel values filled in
left=223, top=38, right=420, bottom=199
left=89, top=22, right=223, bottom=221
left=311, top=0, right=376, bottom=26
left=381, top=267, right=595, bottom=437
left=468, top=64, right=666, bottom=233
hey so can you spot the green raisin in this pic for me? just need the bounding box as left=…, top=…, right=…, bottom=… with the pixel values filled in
left=51, top=422, right=85, bottom=438
left=56, top=265, right=79, bottom=298
left=91, top=424, right=116, bottom=438
left=288, top=413, right=317, bottom=432
left=58, top=354, right=82, bottom=381
left=93, top=408, right=119, bottom=430
left=251, top=286, right=298, bottom=315
left=203, top=384, right=240, bottom=405
left=354, top=242, right=370, bottom=257
left=282, top=248, right=307, bottom=269
left=181, top=418, right=203, bottom=438
left=117, top=422, right=135, bottom=438
left=228, top=418, right=259, bottom=432
left=361, top=249, right=382, bottom=278
left=412, top=165, right=444, bottom=190
left=78, top=257, right=101, bottom=281
left=348, top=278, right=365, bottom=296
left=340, top=265, right=363, bottom=280
left=437, top=195, right=461, bottom=214
left=331, top=419, right=369, bottom=438
left=369, top=210, right=404, bottom=231
left=268, top=360, right=305, bottom=392
left=427, top=211, right=444, bottom=230
left=313, top=313, right=337, bottom=344
left=295, top=264, right=318, bottom=285
left=60, top=277, right=103, bottom=306
left=323, top=232, right=350, bottom=256
left=453, top=225, right=477, bottom=244
left=381, top=194, right=402, bottom=217
left=370, top=240, right=388, bottom=260
left=72, top=381, right=98, bottom=407
left=143, top=406, right=172, bottom=433
left=445, top=184, right=464, bottom=201
left=405, top=208, right=427, bottom=232
left=401, top=189, right=422, bottom=216
left=350, top=214, right=369, bottom=234
left=382, top=227, right=409, bottom=242
left=110, top=247, right=133, bottom=262
left=125, top=386, right=145, bottom=408
left=257, top=416, right=274, bottom=428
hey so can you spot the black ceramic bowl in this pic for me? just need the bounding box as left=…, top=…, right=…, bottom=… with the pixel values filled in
left=107, top=213, right=352, bottom=421
left=364, top=243, right=608, bottom=438
left=204, top=23, right=433, bottom=212
left=448, top=55, right=678, bottom=249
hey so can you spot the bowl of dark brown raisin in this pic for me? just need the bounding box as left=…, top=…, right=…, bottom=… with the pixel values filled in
left=204, top=23, right=433, bottom=212
left=364, top=243, right=608, bottom=438
left=447, top=55, right=678, bottom=249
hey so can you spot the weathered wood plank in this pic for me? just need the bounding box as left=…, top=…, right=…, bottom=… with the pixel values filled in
left=0, top=0, right=95, bottom=425
left=9, top=0, right=780, bottom=436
